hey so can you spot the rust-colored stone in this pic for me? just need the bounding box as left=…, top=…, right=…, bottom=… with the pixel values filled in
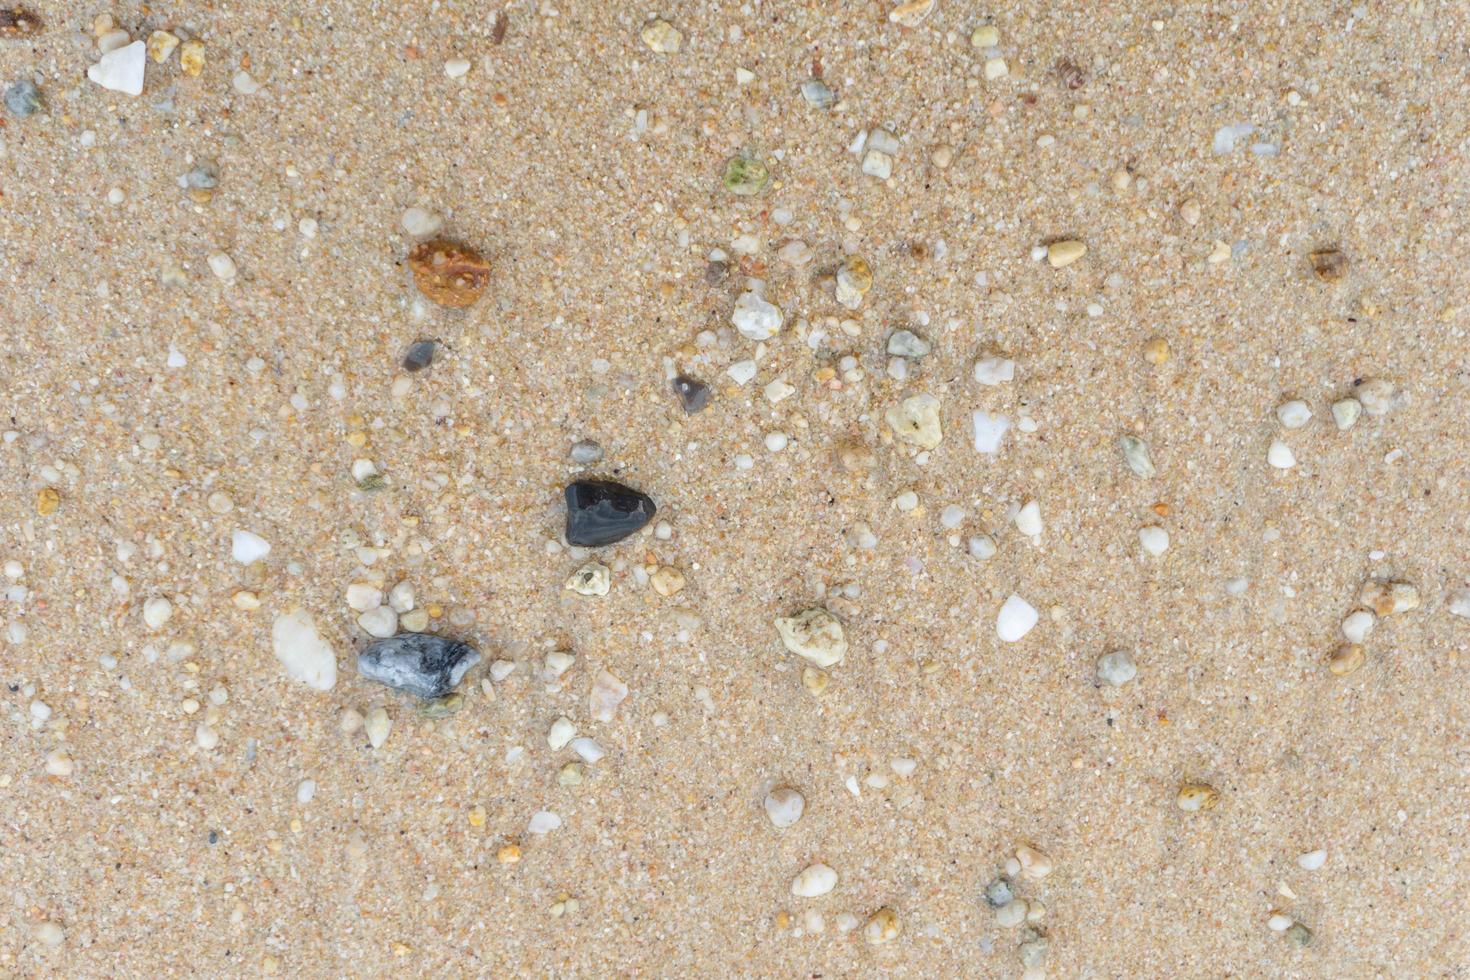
left=408, top=240, right=490, bottom=308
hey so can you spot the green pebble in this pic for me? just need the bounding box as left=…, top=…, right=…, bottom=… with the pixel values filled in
left=722, top=154, right=769, bottom=196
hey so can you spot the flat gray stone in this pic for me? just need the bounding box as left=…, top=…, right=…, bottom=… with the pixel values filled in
left=357, top=633, right=480, bottom=699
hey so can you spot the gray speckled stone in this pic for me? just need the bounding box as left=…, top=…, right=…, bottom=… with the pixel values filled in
left=357, top=633, right=480, bottom=699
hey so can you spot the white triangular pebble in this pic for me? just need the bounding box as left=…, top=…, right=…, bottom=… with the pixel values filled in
left=87, top=40, right=147, bottom=97
left=996, top=594, right=1038, bottom=642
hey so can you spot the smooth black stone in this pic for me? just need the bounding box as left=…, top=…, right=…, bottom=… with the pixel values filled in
left=357, top=633, right=481, bottom=699
left=672, top=375, right=711, bottom=414
left=565, top=479, right=656, bottom=547
left=402, top=340, right=437, bottom=372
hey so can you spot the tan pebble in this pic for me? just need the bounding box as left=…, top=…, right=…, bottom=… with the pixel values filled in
left=36, top=487, right=60, bottom=516
left=468, top=805, right=486, bottom=828
left=1309, top=246, right=1346, bottom=282
left=497, top=843, right=522, bottom=864
left=801, top=666, right=830, bottom=696
left=863, top=907, right=902, bottom=945
left=931, top=144, right=954, bottom=168
left=558, top=762, right=584, bottom=786
left=179, top=38, right=206, bottom=77
left=338, top=708, right=364, bottom=734
left=888, top=0, right=936, bottom=27
left=1143, top=337, right=1170, bottom=365
left=1358, top=580, right=1419, bottom=617
left=1328, top=643, right=1365, bottom=677
left=147, top=29, right=180, bottom=62
left=1046, top=240, right=1086, bottom=268
left=639, top=18, right=682, bottom=53
left=1015, top=844, right=1054, bottom=880
left=400, top=608, right=429, bottom=632
left=1177, top=782, right=1220, bottom=812
left=650, top=566, right=686, bottom=597
left=1179, top=199, right=1201, bottom=225
left=44, top=749, right=73, bottom=777
left=971, top=24, right=999, bottom=47
left=1206, top=240, right=1232, bottom=264
left=231, top=589, right=261, bottom=611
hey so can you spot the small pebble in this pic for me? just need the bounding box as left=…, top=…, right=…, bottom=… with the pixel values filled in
left=357, top=633, right=481, bottom=699
left=1359, top=580, right=1419, bottom=617
left=775, top=608, right=847, bottom=668
left=971, top=411, right=1010, bottom=455
left=565, top=562, right=611, bottom=597
left=1138, top=525, right=1170, bottom=556
left=1285, top=922, right=1314, bottom=948
left=1176, top=782, right=1220, bottom=812
left=1327, top=643, right=1365, bottom=676
left=650, top=566, right=686, bottom=596
left=801, top=79, right=836, bottom=108
left=44, top=749, right=73, bottom=777
left=588, top=669, right=628, bottom=722
left=1015, top=844, right=1054, bottom=880
left=231, top=529, right=271, bottom=564
left=983, top=877, right=1014, bottom=908
left=1267, top=912, right=1294, bottom=932
left=357, top=606, right=398, bottom=639
left=1142, top=337, right=1170, bottom=364
left=1355, top=378, right=1399, bottom=417
left=1119, top=434, right=1157, bottom=478
left=971, top=24, right=999, bottom=47
left=401, top=207, right=443, bottom=238
left=731, top=289, right=783, bottom=340
left=887, top=393, right=943, bottom=449
left=1096, top=649, right=1137, bottom=687
left=1331, top=397, right=1362, bottom=430
left=1015, top=501, right=1043, bottom=538
left=973, top=356, right=1015, bottom=386
left=1267, top=440, right=1297, bottom=469
left=672, top=375, right=711, bottom=413
left=364, top=707, right=392, bottom=748
left=1275, top=400, right=1312, bottom=429
left=722, top=154, right=770, bottom=196
left=207, top=252, right=238, bottom=281
left=1341, top=610, right=1376, bottom=644
left=887, top=330, right=931, bottom=359
left=569, top=439, right=604, bottom=464
left=791, top=863, right=838, bottom=898
left=640, top=18, right=682, bottom=54
left=443, top=58, right=471, bottom=79
left=968, top=534, right=997, bottom=560
left=863, top=908, right=902, bottom=945
left=4, top=78, right=42, bottom=117
left=565, top=479, right=657, bottom=546
left=87, top=40, right=146, bottom=96
left=1298, top=849, right=1327, bottom=871
left=402, top=340, right=437, bottom=372
left=143, top=596, right=174, bottom=630
left=1046, top=240, right=1087, bottom=268
left=1309, top=247, right=1346, bottom=282
left=996, top=594, right=1038, bottom=643
left=995, top=900, right=1027, bottom=927
left=1448, top=588, right=1470, bottom=620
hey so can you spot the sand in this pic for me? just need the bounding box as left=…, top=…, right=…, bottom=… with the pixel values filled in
left=3, top=1, right=1469, bottom=976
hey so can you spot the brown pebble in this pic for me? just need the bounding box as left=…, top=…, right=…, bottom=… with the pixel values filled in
left=1176, top=782, right=1220, bottom=812
left=409, top=240, right=491, bottom=308
left=0, top=5, right=42, bottom=37
left=1327, top=643, right=1365, bottom=677
left=836, top=439, right=876, bottom=474
left=1143, top=336, right=1170, bottom=364
left=1309, top=247, right=1346, bottom=282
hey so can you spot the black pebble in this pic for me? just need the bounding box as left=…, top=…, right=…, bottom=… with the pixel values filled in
left=402, top=340, right=437, bottom=372
left=672, top=375, right=711, bottom=414
left=565, top=479, right=656, bottom=546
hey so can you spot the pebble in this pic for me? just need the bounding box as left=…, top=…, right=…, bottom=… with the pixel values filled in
left=1327, top=643, right=1365, bottom=676
left=973, top=355, right=1015, bottom=386
left=364, top=707, right=392, bottom=748
left=207, top=252, right=238, bottom=281
left=357, top=606, right=398, bottom=638
left=87, top=40, right=146, bottom=96
left=571, top=737, right=605, bottom=763
left=569, top=439, right=604, bottom=464
left=297, top=779, right=316, bottom=805
left=1298, top=848, right=1327, bottom=871
left=1341, top=610, right=1376, bottom=644
left=968, top=534, right=998, bottom=560
left=357, top=633, right=481, bottom=699
left=984, top=57, right=1009, bottom=80
left=972, top=411, right=1010, bottom=455
left=1046, top=240, right=1087, bottom=268
left=995, top=900, right=1028, bottom=927
left=640, top=18, right=683, bottom=54
left=863, top=908, right=901, bottom=945
left=996, top=594, right=1038, bottom=643
left=402, top=340, right=437, bottom=372
left=722, top=154, right=770, bottom=196
left=1275, top=400, right=1312, bottom=429
left=731, top=289, right=784, bottom=340
left=800, top=79, right=836, bottom=108
left=887, top=393, right=943, bottom=449
left=4, top=78, right=41, bottom=117
left=147, top=29, right=179, bottom=63
left=179, top=39, right=205, bottom=76
left=801, top=666, right=830, bottom=696
left=775, top=608, right=848, bottom=668
left=232, top=70, right=262, bottom=95
left=34, top=921, right=64, bottom=947
left=650, top=566, right=686, bottom=596
left=888, top=330, right=931, bottom=359
left=1096, top=649, right=1137, bottom=686
left=1449, top=588, right=1470, bottom=620
left=1176, top=782, right=1220, bottom=812
left=1138, top=525, right=1170, bottom=556
left=889, top=0, right=936, bottom=26
left=791, top=863, right=838, bottom=898
left=672, top=375, right=711, bottom=413
left=1015, top=501, right=1043, bottom=538
left=408, top=239, right=491, bottom=307
left=1143, top=337, right=1171, bottom=364
left=565, top=562, right=611, bottom=596
left=1310, top=247, right=1346, bottom=282
left=231, top=529, right=271, bottom=564
left=271, top=608, right=338, bottom=690
left=143, top=596, right=174, bottom=630
left=388, top=581, right=415, bottom=613
left=727, top=360, right=758, bottom=385
left=588, top=668, right=628, bottom=722
left=346, top=583, right=384, bottom=612
left=195, top=723, right=220, bottom=750
left=1359, top=580, right=1419, bottom=616
left=1119, top=434, right=1157, bottom=478
left=1285, top=922, right=1314, bottom=947
left=1331, top=397, right=1362, bottom=430
left=971, top=24, right=999, bottom=47
left=1267, top=440, right=1297, bottom=469
left=1356, top=378, right=1398, bottom=417
left=443, top=57, right=471, bottom=79
left=528, top=810, right=562, bottom=835
left=547, top=716, right=577, bottom=750
left=1016, top=844, right=1054, bottom=880
left=44, top=749, right=73, bottom=777
left=1267, top=912, right=1294, bottom=932
left=564, top=479, right=657, bottom=546
left=983, top=877, right=1014, bottom=908
left=401, top=207, right=444, bottom=238
left=835, top=255, right=873, bottom=309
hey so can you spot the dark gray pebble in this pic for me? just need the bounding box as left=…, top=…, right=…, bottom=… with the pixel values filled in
left=402, top=339, right=437, bottom=372
left=357, top=633, right=481, bottom=699
left=672, top=375, right=711, bottom=413
left=565, top=479, right=655, bottom=546
left=4, top=79, right=42, bottom=118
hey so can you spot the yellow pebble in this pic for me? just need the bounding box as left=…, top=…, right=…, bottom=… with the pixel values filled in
left=497, top=843, right=522, bottom=864
left=1328, top=643, right=1365, bottom=677
left=147, top=30, right=180, bottom=63
left=650, top=566, right=686, bottom=597
left=1047, top=240, right=1087, bottom=268
left=468, top=805, right=486, bottom=827
left=36, top=487, right=60, bottom=516
left=180, top=39, right=206, bottom=77
left=1143, top=337, right=1170, bottom=365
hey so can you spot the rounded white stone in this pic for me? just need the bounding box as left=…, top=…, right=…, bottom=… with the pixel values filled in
left=1341, top=610, right=1376, bottom=644
left=1096, top=649, right=1137, bottom=686
left=271, top=607, right=338, bottom=690
left=765, top=786, right=805, bottom=828
left=1138, top=525, right=1170, bottom=556
left=356, top=606, right=398, bottom=639
left=230, top=529, right=271, bottom=564
left=791, top=863, right=838, bottom=898
left=1298, top=848, right=1327, bottom=871
left=731, top=290, right=784, bottom=341
left=1015, top=501, right=1043, bottom=537
left=143, top=596, right=174, bottom=630
left=1275, top=399, right=1312, bottom=428
left=1267, top=439, right=1296, bottom=469
left=997, top=594, right=1038, bottom=642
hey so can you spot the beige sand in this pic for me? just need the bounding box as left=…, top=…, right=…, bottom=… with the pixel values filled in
left=3, top=1, right=1469, bottom=976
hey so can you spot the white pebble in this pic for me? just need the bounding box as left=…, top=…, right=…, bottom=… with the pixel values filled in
left=1267, top=912, right=1294, bottom=932
left=388, top=580, right=416, bottom=613
left=33, top=921, right=65, bottom=947
left=1014, top=501, right=1043, bottom=538
left=968, top=534, right=997, bottom=559
left=1449, top=588, right=1470, bottom=620
left=528, top=810, right=562, bottom=834
left=570, top=737, right=605, bottom=764
left=1275, top=400, right=1312, bottom=428
left=588, top=669, right=629, bottom=722
left=444, top=57, right=471, bottom=78
left=1341, top=610, right=1376, bottom=644
left=195, top=724, right=220, bottom=750
left=345, top=583, right=383, bottom=612
left=1138, top=525, right=1170, bottom=556
left=143, top=596, right=174, bottom=630
left=765, top=786, right=805, bottom=828
left=207, top=252, right=237, bottom=281
left=1096, top=649, right=1137, bottom=687
left=230, top=529, right=271, bottom=564
left=973, top=356, right=1015, bottom=386
left=791, top=863, right=838, bottom=898
left=731, top=290, right=784, bottom=341
left=895, top=491, right=919, bottom=512
left=44, top=749, right=73, bottom=777
left=1356, top=378, right=1398, bottom=417
left=401, top=207, right=443, bottom=238
left=996, top=899, right=1028, bottom=927
left=364, top=707, right=392, bottom=748
left=765, top=432, right=789, bottom=452
left=1267, top=440, right=1296, bottom=469
left=996, top=594, right=1038, bottom=643
left=1331, top=397, right=1362, bottom=430
left=547, top=716, right=578, bottom=750
left=940, top=505, right=966, bottom=529
left=972, top=411, right=1011, bottom=455
left=297, top=779, right=317, bottom=804
left=1298, top=848, right=1327, bottom=871
left=356, top=606, right=398, bottom=639
left=727, top=359, right=758, bottom=385
left=271, top=608, right=338, bottom=690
